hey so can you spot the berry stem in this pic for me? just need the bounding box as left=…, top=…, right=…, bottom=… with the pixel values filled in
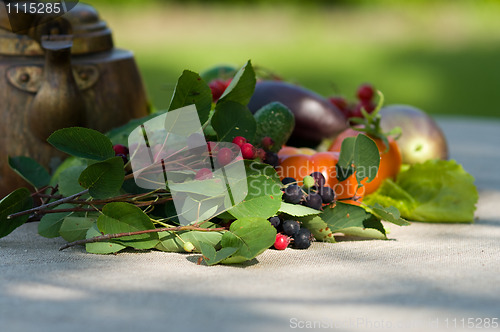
left=59, top=225, right=227, bottom=251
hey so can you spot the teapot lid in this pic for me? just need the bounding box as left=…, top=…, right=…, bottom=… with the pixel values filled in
left=0, top=2, right=113, bottom=56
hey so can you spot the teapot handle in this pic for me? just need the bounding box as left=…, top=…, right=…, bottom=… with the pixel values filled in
left=28, top=35, right=86, bottom=141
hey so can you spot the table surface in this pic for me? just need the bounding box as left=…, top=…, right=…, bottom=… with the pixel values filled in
left=1, top=116, right=499, bottom=332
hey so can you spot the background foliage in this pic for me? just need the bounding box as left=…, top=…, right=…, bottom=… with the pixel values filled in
left=85, top=0, right=500, bottom=118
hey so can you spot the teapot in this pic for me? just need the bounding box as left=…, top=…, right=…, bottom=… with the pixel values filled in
left=0, top=2, right=149, bottom=198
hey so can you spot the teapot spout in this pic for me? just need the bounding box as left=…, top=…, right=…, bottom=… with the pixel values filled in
left=29, top=35, right=86, bottom=141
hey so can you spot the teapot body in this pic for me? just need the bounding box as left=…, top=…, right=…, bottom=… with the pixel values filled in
left=0, top=48, right=149, bottom=198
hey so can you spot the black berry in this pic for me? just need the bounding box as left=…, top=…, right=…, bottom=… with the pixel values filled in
left=310, top=172, right=326, bottom=187
left=264, top=151, right=279, bottom=167
left=318, top=186, right=335, bottom=204
left=303, top=192, right=322, bottom=210
left=283, top=184, right=303, bottom=204
left=293, top=228, right=312, bottom=249
left=282, top=220, right=300, bottom=236
left=268, top=216, right=281, bottom=229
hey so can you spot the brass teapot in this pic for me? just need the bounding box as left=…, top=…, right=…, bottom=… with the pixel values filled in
left=0, top=2, right=149, bottom=198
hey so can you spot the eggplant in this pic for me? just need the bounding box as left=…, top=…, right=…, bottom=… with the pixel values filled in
left=379, top=104, right=448, bottom=164
left=248, top=81, right=347, bottom=147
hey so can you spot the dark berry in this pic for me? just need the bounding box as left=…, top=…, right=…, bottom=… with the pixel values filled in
left=282, top=220, right=300, bottom=236
left=116, top=153, right=128, bottom=164
left=217, top=147, right=234, bottom=166
left=268, top=216, right=281, bottom=229
left=282, top=177, right=296, bottom=185
left=195, top=168, right=213, bottom=180
left=113, top=144, right=129, bottom=156
left=283, top=184, right=303, bottom=204
left=357, top=83, right=375, bottom=102
left=293, top=228, right=312, bottom=249
left=303, top=192, right=322, bottom=210
left=241, top=143, right=255, bottom=159
left=232, top=136, right=247, bottom=148
left=264, top=151, right=279, bottom=167
left=318, top=186, right=335, bottom=204
left=261, top=136, right=274, bottom=151
left=310, top=172, right=326, bottom=187
left=273, top=233, right=290, bottom=250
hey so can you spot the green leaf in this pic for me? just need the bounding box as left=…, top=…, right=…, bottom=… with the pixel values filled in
left=8, top=156, right=51, bottom=189
left=0, top=188, right=33, bottom=238
left=86, top=224, right=126, bottom=254
left=320, top=202, right=376, bottom=234
left=335, top=226, right=387, bottom=239
left=368, top=203, right=411, bottom=226
left=96, top=202, right=158, bottom=249
left=156, top=226, right=224, bottom=253
left=59, top=216, right=97, bottom=242
left=47, top=127, right=115, bottom=161
left=38, top=204, right=75, bottom=238
left=58, top=165, right=88, bottom=197
left=211, top=101, right=257, bottom=142
left=337, top=134, right=380, bottom=184
left=168, top=70, right=212, bottom=125
left=279, top=202, right=321, bottom=217
left=227, top=161, right=282, bottom=220
left=199, top=242, right=239, bottom=266
left=78, top=157, right=124, bottom=199
left=107, top=110, right=167, bottom=146
left=354, top=134, right=380, bottom=184
left=220, top=217, right=277, bottom=264
left=218, top=60, right=256, bottom=106
left=364, top=159, right=478, bottom=222
left=299, top=215, right=336, bottom=243
left=50, top=157, right=86, bottom=187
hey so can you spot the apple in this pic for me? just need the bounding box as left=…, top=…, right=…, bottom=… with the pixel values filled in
left=379, top=104, right=448, bottom=164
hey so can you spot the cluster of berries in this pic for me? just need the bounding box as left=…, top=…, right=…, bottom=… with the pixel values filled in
left=113, top=144, right=129, bottom=164
left=328, top=83, right=376, bottom=123
left=269, top=216, right=313, bottom=250
left=281, top=172, right=335, bottom=210
left=231, top=136, right=279, bottom=168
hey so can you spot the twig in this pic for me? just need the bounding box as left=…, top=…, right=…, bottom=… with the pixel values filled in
left=59, top=225, right=226, bottom=251
left=35, top=208, right=97, bottom=215
left=8, top=189, right=89, bottom=219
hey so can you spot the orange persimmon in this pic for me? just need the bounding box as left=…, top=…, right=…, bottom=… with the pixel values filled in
left=329, top=128, right=402, bottom=195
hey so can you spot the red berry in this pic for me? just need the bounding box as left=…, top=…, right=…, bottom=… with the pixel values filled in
left=329, top=97, right=350, bottom=118
left=209, top=79, right=227, bottom=102
left=274, top=233, right=290, bottom=250
left=113, top=144, right=129, bottom=156
left=261, top=136, right=274, bottom=151
left=255, top=148, right=267, bottom=161
left=361, top=99, right=376, bottom=113
left=349, top=103, right=364, bottom=119
left=232, top=136, right=247, bottom=147
left=357, top=83, right=375, bottom=102
left=240, top=143, right=255, bottom=159
left=217, top=147, right=234, bottom=166
left=195, top=168, right=213, bottom=180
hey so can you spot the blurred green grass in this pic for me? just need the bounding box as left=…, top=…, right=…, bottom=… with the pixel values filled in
left=86, top=1, right=500, bottom=118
